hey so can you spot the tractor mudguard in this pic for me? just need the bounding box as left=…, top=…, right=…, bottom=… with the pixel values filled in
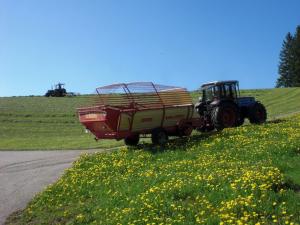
left=237, top=97, right=256, bottom=107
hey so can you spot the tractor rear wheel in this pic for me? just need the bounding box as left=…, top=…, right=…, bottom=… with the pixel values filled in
left=249, top=102, right=267, bottom=124
left=211, top=102, right=239, bottom=130
left=124, top=134, right=140, bottom=146
left=197, top=125, right=215, bottom=133
left=151, top=128, right=169, bottom=145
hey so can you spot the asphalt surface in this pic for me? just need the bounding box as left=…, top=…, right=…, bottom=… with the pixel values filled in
left=0, top=149, right=107, bottom=225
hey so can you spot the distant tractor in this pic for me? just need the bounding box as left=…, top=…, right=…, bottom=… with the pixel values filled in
left=195, top=80, right=267, bottom=131
left=45, top=83, right=67, bottom=97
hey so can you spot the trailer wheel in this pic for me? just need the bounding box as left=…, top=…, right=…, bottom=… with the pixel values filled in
left=124, top=134, right=140, bottom=146
left=249, top=102, right=267, bottom=124
left=178, top=123, right=193, bottom=136
left=151, top=128, right=168, bottom=145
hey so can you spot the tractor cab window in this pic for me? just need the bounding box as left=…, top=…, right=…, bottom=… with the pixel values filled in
left=203, top=87, right=213, bottom=101
left=223, top=83, right=237, bottom=99
left=203, top=85, right=222, bottom=101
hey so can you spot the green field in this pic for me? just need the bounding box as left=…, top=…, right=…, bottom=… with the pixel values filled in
left=0, top=88, right=300, bottom=150
left=7, top=114, right=300, bottom=224
left=0, top=95, right=123, bottom=150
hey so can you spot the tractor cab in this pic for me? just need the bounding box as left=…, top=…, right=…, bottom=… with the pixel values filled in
left=45, top=82, right=67, bottom=97
left=55, top=83, right=65, bottom=90
left=196, top=80, right=267, bottom=131
left=200, top=80, right=240, bottom=103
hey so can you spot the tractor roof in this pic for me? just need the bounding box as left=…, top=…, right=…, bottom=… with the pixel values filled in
left=201, top=80, right=239, bottom=88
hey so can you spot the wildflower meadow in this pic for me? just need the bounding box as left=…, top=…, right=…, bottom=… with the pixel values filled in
left=8, top=115, right=300, bottom=224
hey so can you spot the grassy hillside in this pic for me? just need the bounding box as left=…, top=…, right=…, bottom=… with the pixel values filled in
left=0, top=88, right=300, bottom=150
left=241, top=88, right=300, bottom=118
left=0, top=96, right=123, bottom=150
left=7, top=114, right=300, bottom=224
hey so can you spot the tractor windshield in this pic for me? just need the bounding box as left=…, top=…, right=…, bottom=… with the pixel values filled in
left=202, top=85, right=221, bottom=102
left=201, top=82, right=240, bottom=101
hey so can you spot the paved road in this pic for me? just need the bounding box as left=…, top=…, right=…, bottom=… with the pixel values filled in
left=0, top=149, right=108, bottom=225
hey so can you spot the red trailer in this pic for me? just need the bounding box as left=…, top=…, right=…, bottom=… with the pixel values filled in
left=77, top=82, right=203, bottom=145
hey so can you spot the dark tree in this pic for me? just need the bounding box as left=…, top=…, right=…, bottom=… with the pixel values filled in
left=293, top=26, right=300, bottom=86
left=276, top=32, right=294, bottom=87
left=276, top=26, right=300, bottom=87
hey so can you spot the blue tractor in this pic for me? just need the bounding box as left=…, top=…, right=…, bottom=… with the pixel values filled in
left=195, top=80, right=267, bottom=131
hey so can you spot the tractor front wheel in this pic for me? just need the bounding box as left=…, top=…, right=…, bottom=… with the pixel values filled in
left=151, top=128, right=169, bottom=145
left=249, top=102, right=267, bottom=124
left=124, top=134, right=140, bottom=146
left=211, top=102, right=239, bottom=130
left=236, top=116, right=245, bottom=127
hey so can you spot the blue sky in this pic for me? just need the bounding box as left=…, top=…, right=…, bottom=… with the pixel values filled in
left=1, top=0, right=300, bottom=96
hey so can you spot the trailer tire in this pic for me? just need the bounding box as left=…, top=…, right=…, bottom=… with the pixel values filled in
left=249, top=102, right=267, bottom=124
left=124, top=134, right=140, bottom=146
left=151, top=128, right=168, bottom=145
left=178, top=123, right=193, bottom=137
left=211, top=102, right=238, bottom=130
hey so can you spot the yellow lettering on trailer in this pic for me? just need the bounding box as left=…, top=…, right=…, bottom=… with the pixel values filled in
left=85, top=114, right=98, bottom=119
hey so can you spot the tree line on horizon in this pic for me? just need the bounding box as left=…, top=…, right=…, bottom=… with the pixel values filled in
left=276, top=25, right=300, bottom=87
